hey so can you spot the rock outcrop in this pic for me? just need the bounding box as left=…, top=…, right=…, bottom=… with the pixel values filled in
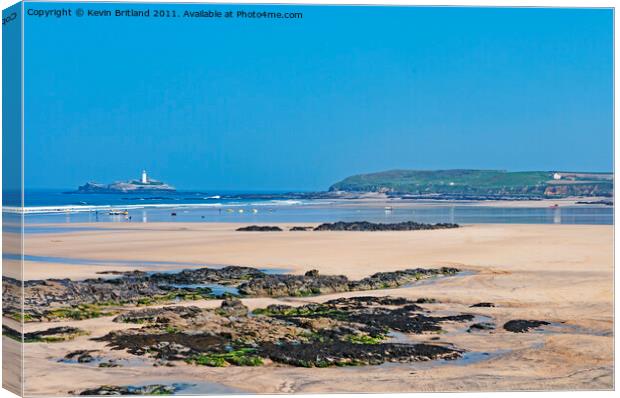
left=503, top=320, right=550, bottom=333
left=236, top=225, right=283, bottom=232
left=96, top=295, right=469, bottom=368
left=314, top=221, right=459, bottom=231
left=4, top=266, right=460, bottom=321
left=238, top=267, right=459, bottom=297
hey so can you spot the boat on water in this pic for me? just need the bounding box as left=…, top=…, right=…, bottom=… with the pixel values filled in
left=109, top=210, right=129, bottom=216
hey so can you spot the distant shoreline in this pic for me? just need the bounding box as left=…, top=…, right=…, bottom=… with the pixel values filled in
left=12, top=194, right=613, bottom=214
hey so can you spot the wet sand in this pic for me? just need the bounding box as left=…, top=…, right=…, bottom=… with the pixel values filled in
left=6, top=223, right=614, bottom=394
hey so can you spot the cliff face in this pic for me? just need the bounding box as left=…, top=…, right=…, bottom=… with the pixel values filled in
left=329, top=169, right=613, bottom=198
left=77, top=180, right=176, bottom=193
left=543, top=183, right=613, bottom=197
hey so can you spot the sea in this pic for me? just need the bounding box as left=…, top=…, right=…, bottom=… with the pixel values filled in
left=11, top=190, right=613, bottom=228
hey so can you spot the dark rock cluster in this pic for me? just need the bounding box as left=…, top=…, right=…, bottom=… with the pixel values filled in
left=44, top=293, right=552, bottom=376
left=467, top=322, right=496, bottom=332
left=4, top=266, right=460, bottom=322
left=261, top=296, right=474, bottom=336
left=63, top=349, right=98, bottom=363
left=259, top=341, right=461, bottom=367
left=289, top=226, right=313, bottom=231
left=2, top=267, right=264, bottom=320
left=148, top=266, right=264, bottom=285
left=2, top=325, right=86, bottom=342
left=236, top=225, right=283, bottom=231
left=238, top=267, right=459, bottom=297
left=95, top=295, right=473, bottom=369
left=238, top=272, right=350, bottom=297
left=97, top=331, right=227, bottom=359
left=235, top=221, right=459, bottom=233
left=470, top=302, right=495, bottom=308
left=503, top=320, right=550, bottom=333
left=217, top=298, right=249, bottom=317
left=113, top=305, right=203, bottom=324
left=76, top=384, right=179, bottom=395
left=313, top=221, right=460, bottom=231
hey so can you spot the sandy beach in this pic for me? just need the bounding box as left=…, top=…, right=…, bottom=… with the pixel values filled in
left=4, top=222, right=614, bottom=394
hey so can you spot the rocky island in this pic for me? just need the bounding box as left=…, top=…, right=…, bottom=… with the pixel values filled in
left=74, top=170, right=175, bottom=193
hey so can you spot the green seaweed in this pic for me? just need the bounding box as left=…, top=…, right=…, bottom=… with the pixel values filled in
left=343, top=334, right=385, bottom=345
left=187, top=348, right=264, bottom=367
left=136, top=290, right=213, bottom=306
left=5, top=312, right=34, bottom=322
left=164, top=326, right=179, bottom=334
left=45, top=304, right=117, bottom=321
left=190, top=355, right=227, bottom=367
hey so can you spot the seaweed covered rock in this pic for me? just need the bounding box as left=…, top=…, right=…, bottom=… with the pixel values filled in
left=350, top=267, right=459, bottom=290
left=467, top=322, right=496, bottom=332
left=470, top=302, right=495, bottom=308
left=95, top=331, right=227, bottom=359
left=3, top=266, right=264, bottom=320
left=290, top=226, right=313, bottom=231
left=113, top=306, right=202, bottom=324
left=259, top=341, right=462, bottom=367
left=254, top=296, right=473, bottom=336
left=5, top=265, right=461, bottom=321
left=3, top=276, right=171, bottom=320
left=148, top=266, right=264, bottom=285
left=236, top=225, right=283, bottom=232
left=96, top=306, right=306, bottom=361
left=314, top=221, right=459, bottom=231
left=76, top=384, right=179, bottom=395
left=217, top=298, right=248, bottom=317
left=324, top=296, right=421, bottom=308
left=3, top=325, right=86, bottom=342
left=64, top=350, right=98, bottom=363
left=92, top=294, right=488, bottom=369
left=238, top=273, right=350, bottom=297
left=238, top=267, right=459, bottom=297
left=503, top=320, right=550, bottom=333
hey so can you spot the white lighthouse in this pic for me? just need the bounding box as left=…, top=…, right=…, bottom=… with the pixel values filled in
left=141, top=169, right=148, bottom=184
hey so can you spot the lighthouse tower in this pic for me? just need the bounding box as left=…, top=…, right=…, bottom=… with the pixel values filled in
left=141, top=170, right=148, bottom=184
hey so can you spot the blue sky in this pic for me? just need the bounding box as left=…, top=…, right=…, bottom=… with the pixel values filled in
left=24, top=4, right=613, bottom=190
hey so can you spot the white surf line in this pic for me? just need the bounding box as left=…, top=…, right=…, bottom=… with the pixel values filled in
left=5, top=200, right=310, bottom=214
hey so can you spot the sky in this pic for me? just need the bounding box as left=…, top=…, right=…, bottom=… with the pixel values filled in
left=24, top=4, right=613, bottom=191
